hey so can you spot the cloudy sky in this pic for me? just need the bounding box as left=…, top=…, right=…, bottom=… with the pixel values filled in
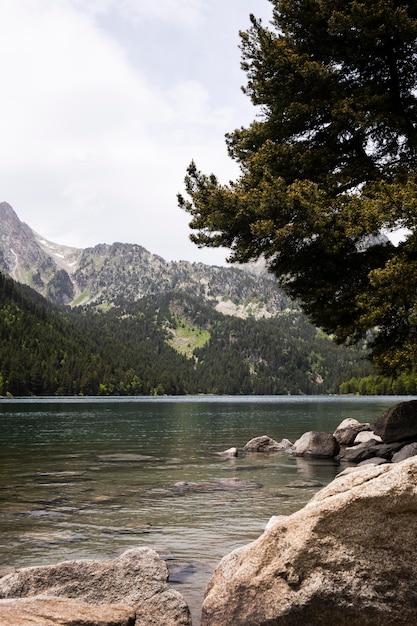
left=0, top=0, right=272, bottom=265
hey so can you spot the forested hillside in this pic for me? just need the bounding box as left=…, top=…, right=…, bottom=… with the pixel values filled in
left=0, top=271, right=380, bottom=396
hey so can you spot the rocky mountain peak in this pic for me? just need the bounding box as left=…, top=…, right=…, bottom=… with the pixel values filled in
left=0, top=202, right=288, bottom=315
left=0, top=202, right=54, bottom=284
left=0, top=201, right=20, bottom=223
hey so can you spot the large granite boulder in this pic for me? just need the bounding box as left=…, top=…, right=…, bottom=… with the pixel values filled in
left=374, top=400, right=417, bottom=443
left=294, top=431, right=339, bottom=458
left=0, top=596, right=135, bottom=626
left=0, top=548, right=191, bottom=626
left=201, top=457, right=417, bottom=625
left=243, top=435, right=293, bottom=452
left=333, top=418, right=372, bottom=446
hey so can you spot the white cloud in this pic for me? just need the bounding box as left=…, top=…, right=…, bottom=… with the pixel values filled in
left=0, top=0, right=272, bottom=264
left=119, top=0, right=205, bottom=27
left=72, top=0, right=205, bottom=28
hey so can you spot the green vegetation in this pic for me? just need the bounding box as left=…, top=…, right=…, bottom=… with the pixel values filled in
left=340, top=373, right=417, bottom=396
left=179, top=1, right=417, bottom=376
left=166, top=313, right=211, bottom=358
left=0, top=271, right=382, bottom=397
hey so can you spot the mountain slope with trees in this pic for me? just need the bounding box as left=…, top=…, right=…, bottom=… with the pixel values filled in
left=0, top=271, right=379, bottom=396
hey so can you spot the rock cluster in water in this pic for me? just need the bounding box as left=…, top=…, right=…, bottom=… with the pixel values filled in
left=201, top=399, right=417, bottom=625
left=240, top=400, right=417, bottom=466
left=333, top=400, right=417, bottom=465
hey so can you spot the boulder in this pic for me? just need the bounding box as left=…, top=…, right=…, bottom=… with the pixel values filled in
left=340, top=439, right=378, bottom=463
left=371, top=441, right=406, bottom=459
left=0, top=548, right=192, bottom=626
left=294, top=431, right=340, bottom=458
left=243, top=435, right=293, bottom=452
left=374, top=399, right=417, bottom=443
left=202, top=458, right=417, bottom=626
left=0, top=596, right=135, bottom=626
left=392, top=442, right=417, bottom=463
left=340, top=440, right=405, bottom=464
left=357, top=456, right=388, bottom=466
left=353, top=430, right=382, bottom=445
left=333, top=418, right=372, bottom=446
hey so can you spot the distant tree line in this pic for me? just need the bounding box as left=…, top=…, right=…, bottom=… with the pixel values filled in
left=1, top=271, right=413, bottom=397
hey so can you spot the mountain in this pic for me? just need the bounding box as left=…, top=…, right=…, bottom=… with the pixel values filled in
left=0, top=201, right=387, bottom=397
left=0, top=270, right=378, bottom=396
left=0, top=201, right=288, bottom=315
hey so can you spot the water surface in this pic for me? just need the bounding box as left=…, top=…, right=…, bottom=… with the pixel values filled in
left=0, top=395, right=408, bottom=623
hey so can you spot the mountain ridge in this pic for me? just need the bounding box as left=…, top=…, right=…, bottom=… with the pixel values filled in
left=0, top=201, right=288, bottom=316
left=1, top=202, right=412, bottom=397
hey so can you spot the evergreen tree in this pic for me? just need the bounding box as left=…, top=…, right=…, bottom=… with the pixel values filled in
left=179, top=1, right=417, bottom=375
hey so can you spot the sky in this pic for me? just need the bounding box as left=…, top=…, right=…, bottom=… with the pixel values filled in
left=0, top=0, right=273, bottom=265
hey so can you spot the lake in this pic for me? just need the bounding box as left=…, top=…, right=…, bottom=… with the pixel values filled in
left=0, top=395, right=410, bottom=623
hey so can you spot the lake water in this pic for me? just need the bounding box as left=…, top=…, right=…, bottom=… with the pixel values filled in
left=0, top=395, right=410, bottom=623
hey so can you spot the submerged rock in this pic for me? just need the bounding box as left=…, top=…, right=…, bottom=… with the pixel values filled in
left=202, top=457, right=417, bottom=625
left=159, top=477, right=263, bottom=494
left=243, top=435, right=294, bottom=452
left=97, top=453, right=158, bottom=462
left=215, top=447, right=238, bottom=457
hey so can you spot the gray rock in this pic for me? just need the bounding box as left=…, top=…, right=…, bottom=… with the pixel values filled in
left=0, top=596, right=135, bottom=626
left=341, top=440, right=384, bottom=463
left=294, top=431, right=340, bottom=458
left=333, top=418, right=372, bottom=446
left=336, top=465, right=372, bottom=477
left=215, top=447, right=238, bottom=457
left=374, top=400, right=417, bottom=443
left=392, top=442, right=417, bottom=463
left=202, top=458, right=417, bottom=625
left=353, top=431, right=382, bottom=444
left=371, top=441, right=406, bottom=459
left=166, top=476, right=263, bottom=493
left=343, top=440, right=407, bottom=464
left=286, top=480, right=324, bottom=489
left=0, top=548, right=191, bottom=626
left=358, top=456, right=389, bottom=466
left=243, top=435, right=293, bottom=452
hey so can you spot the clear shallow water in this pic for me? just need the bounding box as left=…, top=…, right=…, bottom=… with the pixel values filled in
left=0, top=395, right=410, bottom=623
